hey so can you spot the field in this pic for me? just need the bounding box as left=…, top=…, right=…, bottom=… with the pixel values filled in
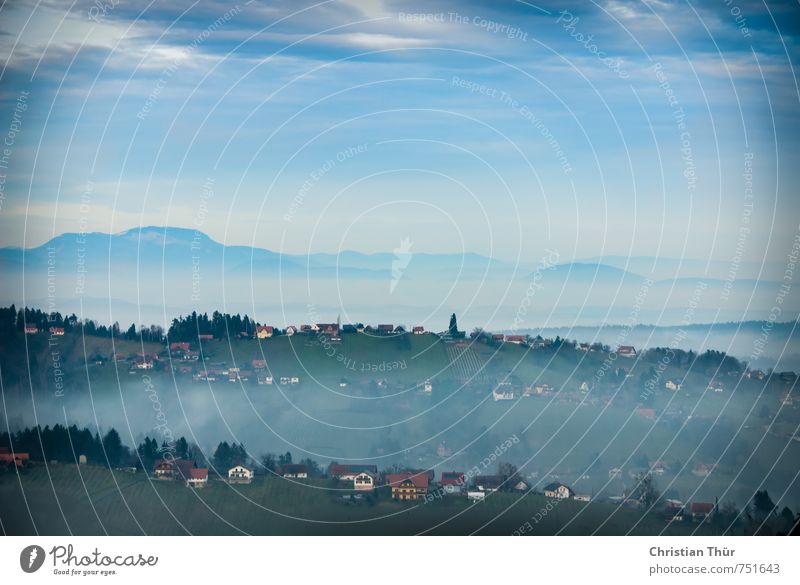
left=0, top=464, right=711, bottom=536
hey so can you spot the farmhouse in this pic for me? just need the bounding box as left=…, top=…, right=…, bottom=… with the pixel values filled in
left=228, top=465, right=254, bottom=484
left=24, top=325, right=38, bottom=334
left=0, top=451, right=30, bottom=467
left=285, top=326, right=297, bottom=336
left=256, top=325, right=274, bottom=339
left=280, top=464, right=309, bottom=479
left=153, top=459, right=195, bottom=481
left=543, top=482, right=575, bottom=499
left=690, top=502, right=715, bottom=521
left=665, top=380, right=682, bottom=391
left=412, top=326, right=425, bottom=334
left=386, top=472, right=429, bottom=500
left=617, top=345, right=637, bottom=358
left=474, top=475, right=504, bottom=493
left=506, top=335, right=526, bottom=344
left=492, top=382, right=515, bottom=401
left=377, top=324, right=394, bottom=334
left=317, top=323, right=340, bottom=338
left=198, top=334, right=213, bottom=341
left=328, top=463, right=378, bottom=481
left=251, top=359, right=267, bottom=369
left=353, top=471, right=376, bottom=491
left=186, top=467, right=208, bottom=488
left=440, top=471, right=466, bottom=495
left=49, top=326, right=65, bottom=336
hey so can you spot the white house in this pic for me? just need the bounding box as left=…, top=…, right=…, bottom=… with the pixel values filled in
left=665, top=380, right=682, bottom=391
left=467, top=490, right=486, bottom=502
left=228, top=465, right=254, bottom=484
left=423, top=380, right=433, bottom=394
left=573, top=494, right=591, bottom=502
left=186, top=468, right=208, bottom=488
left=353, top=471, right=375, bottom=491
left=492, top=382, right=515, bottom=401
left=256, top=325, right=274, bottom=339
left=543, top=482, right=575, bottom=499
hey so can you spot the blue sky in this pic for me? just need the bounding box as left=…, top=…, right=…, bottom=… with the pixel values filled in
left=0, top=0, right=798, bottom=265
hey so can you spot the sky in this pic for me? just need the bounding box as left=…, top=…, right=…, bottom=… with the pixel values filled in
left=0, top=0, right=798, bottom=265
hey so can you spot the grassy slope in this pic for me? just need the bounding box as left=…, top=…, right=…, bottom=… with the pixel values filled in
left=0, top=464, right=708, bottom=536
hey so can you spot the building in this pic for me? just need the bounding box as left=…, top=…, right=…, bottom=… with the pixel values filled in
left=573, top=494, right=591, bottom=502
left=317, top=323, right=340, bottom=338
left=228, top=465, right=254, bottom=484
left=492, top=382, right=515, bottom=401
left=423, top=380, right=433, bottom=394
left=543, top=482, right=575, bottom=499
left=635, top=407, right=655, bottom=419
left=153, top=459, right=195, bottom=481
left=506, top=335, right=526, bottom=344
left=377, top=324, right=394, bottom=334
left=440, top=471, right=466, bottom=495
left=198, top=334, right=214, bottom=341
left=665, top=380, right=682, bottom=391
left=467, top=490, right=485, bottom=502
left=707, top=380, right=724, bottom=392
left=0, top=451, right=30, bottom=467
left=690, top=502, right=715, bottom=521
left=353, top=471, right=376, bottom=491
left=579, top=381, right=590, bottom=392
left=256, top=325, right=274, bottom=339
left=328, top=464, right=378, bottom=481
left=492, top=334, right=505, bottom=343
left=617, top=345, right=637, bottom=358
left=474, top=475, right=504, bottom=493
left=24, top=325, right=38, bottom=334
left=252, top=359, right=267, bottom=369
left=412, top=326, right=425, bottom=334
left=386, top=472, right=429, bottom=500
left=49, top=326, right=65, bottom=336
left=285, top=326, right=297, bottom=336
left=578, top=343, right=590, bottom=352
left=280, top=464, right=308, bottom=479
left=186, top=467, right=209, bottom=488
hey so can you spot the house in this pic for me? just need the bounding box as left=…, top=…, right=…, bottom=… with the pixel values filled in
left=257, top=374, right=273, bottom=385
left=153, top=459, right=194, bottom=480
left=617, top=345, right=636, bottom=358
left=665, top=380, right=682, bottom=391
left=492, top=334, right=505, bottom=343
left=506, top=335, right=527, bottom=344
left=186, top=467, right=208, bottom=488
left=377, top=324, right=394, bottom=334
left=285, top=326, right=297, bottom=336
left=467, top=490, right=486, bottom=502
left=573, top=494, right=591, bottom=502
left=423, top=380, right=433, bottom=394
left=412, top=326, right=425, bottom=334
left=170, top=342, right=190, bottom=354
left=386, top=472, right=429, bottom=500
left=280, top=464, right=308, bottom=479
left=492, top=382, right=515, bottom=401
left=198, top=334, right=214, bottom=341
left=251, top=359, right=267, bottom=369
left=49, top=326, right=65, bottom=336
left=0, top=451, right=30, bottom=467
left=436, top=443, right=452, bottom=457
left=339, top=378, right=348, bottom=388
left=228, top=465, right=254, bottom=484
left=690, top=502, right=715, bottom=521
left=707, top=380, right=724, bottom=392
left=328, top=463, right=378, bottom=481
left=635, top=407, right=655, bottom=419
left=474, top=475, right=504, bottom=493
left=440, top=471, right=466, bottom=495
left=543, top=482, right=575, bottom=499
left=353, top=471, right=376, bottom=491
left=255, top=325, right=274, bottom=339
left=24, top=325, right=38, bottom=334
left=317, top=323, right=340, bottom=338
left=649, top=460, right=669, bottom=475
left=692, top=463, right=716, bottom=477
left=513, top=480, right=530, bottom=491
left=133, top=356, right=154, bottom=370
left=579, top=381, right=590, bottom=392
left=578, top=343, right=590, bottom=352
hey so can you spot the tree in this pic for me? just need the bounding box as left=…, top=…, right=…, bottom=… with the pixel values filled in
left=448, top=313, right=458, bottom=337
left=175, top=437, right=189, bottom=460
left=278, top=451, right=293, bottom=466
left=102, top=428, right=127, bottom=467
left=631, top=472, right=659, bottom=508
left=260, top=453, right=277, bottom=472
left=498, top=462, right=520, bottom=490
left=752, top=490, right=776, bottom=520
